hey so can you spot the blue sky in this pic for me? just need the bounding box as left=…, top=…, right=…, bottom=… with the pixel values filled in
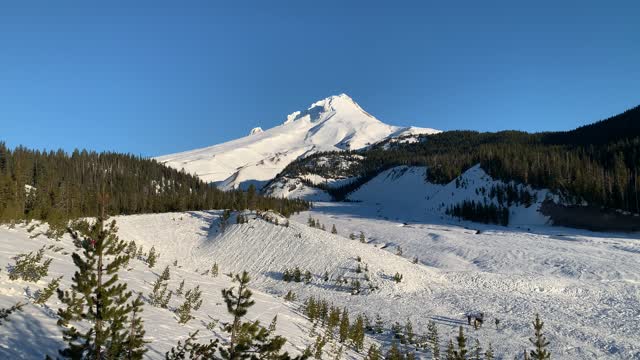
left=1, top=1, right=638, bottom=156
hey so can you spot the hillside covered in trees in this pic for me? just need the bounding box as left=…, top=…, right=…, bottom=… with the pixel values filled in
left=274, top=104, right=640, bottom=214
left=0, top=144, right=309, bottom=229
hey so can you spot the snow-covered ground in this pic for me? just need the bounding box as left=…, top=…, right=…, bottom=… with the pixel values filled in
left=1, top=202, right=638, bottom=358
left=156, top=94, right=439, bottom=189
left=0, top=220, right=362, bottom=359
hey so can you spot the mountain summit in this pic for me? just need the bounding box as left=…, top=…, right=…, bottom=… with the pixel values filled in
left=155, top=94, right=439, bottom=189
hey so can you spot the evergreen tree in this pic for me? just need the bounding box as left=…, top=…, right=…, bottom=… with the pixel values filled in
left=331, top=224, right=337, bottom=234
left=147, top=246, right=158, bottom=268
left=365, top=345, right=381, bottom=360
left=0, top=302, right=24, bottom=325
left=427, top=320, right=440, bottom=360
left=350, top=314, right=365, bottom=351
left=454, top=326, right=467, bottom=360
left=57, top=207, right=140, bottom=359
left=339, top=308, right=350, bottom=343
left=160, top=265, right=171, bottom=282
left=8, top=246, right=52, bottom=282
left=445, top=340, right=455, bottom=360
left=219, top=271, right=294, bottom=359
left=126, top=294, right=148, bottom=359
left=529, top=314, right=551, bottom=360
left=485, top=343, right=494, bottom=360
left=386, top=342, right=404, bottom=360
left=404, top=319, right=414, bottom=345
left=211, top=262, right=219, bottom=277
left=165, top=330, right=218, bottom=359
left=149, top=273, right=172, bottom=308
left=359, top=231, right=366, bottom=243
left=35, top=276, right=63, bottom=305
left=175, top=279, right=185, bottom=297
left=268, top=315, right=278, bottom=334
left=374, top=314, right=385, bottom=334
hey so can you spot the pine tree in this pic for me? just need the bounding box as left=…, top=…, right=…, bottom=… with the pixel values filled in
left=218, top=271, right=293, bottom=359
left=529, top=314, right=551, bottom=360
left=405, top=319, right=414, bottom=345
left=445, top=340, right=455, bottom=360
left=35, top=276, right=63, bottom=305
left=57, top=207, right=140, bottom=359
left=374, top=314, right=384, bottom=334
left=304, top=270, right=312, bottom=284
left=359, top=231, right=366, bottom=243
left=386, top=342, right=404, bottom=360
left=268, top=315, right=278, bottom=334
left=149, top=273, right=172, bottom=308
left=365, top=345, right=381, bottom=360
left=185, top=285, right=203, bottom=311
left=313, top=335, right=326, bottom=359
left=427, top=320, right=440, bottom=360
left=454, top=326, right=467, bottom=360
left=125, top=294, right=147, bottom=359
left=211, top=262, right=219, bottom=277
left=175, top=279, right=185, bottom=297
left=485, top=343, right=494, bottom=360
left=147, top=246, right=158, bottom=268
left=8, top=245, right=52, bottom=282
left=339, top=308, right=350, bottom=343
left=160, top=265, right=171, bottom=282
left=331, top=224, right=337, bottom=234
left=165, top=330, right=218, bottom=359
left=0, top=302, right=24, bottom=325
left=349, top=314, right=365, bottom=351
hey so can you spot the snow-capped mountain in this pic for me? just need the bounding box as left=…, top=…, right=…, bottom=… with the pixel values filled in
left=155, top=94, right=439, bottom=189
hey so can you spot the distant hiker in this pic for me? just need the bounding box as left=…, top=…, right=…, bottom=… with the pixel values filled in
left=467, top=315, right=472, bottom=325
left=494, top=318, right=500, bottom=329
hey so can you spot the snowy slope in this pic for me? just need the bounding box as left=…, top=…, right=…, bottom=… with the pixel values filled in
left=0, top=221, right=363, bottom=359
left=156, top=94, right=439, bottom=189
left=3, top=208, right=638, bottom=359
left=348, top=165, right=551, bottom=226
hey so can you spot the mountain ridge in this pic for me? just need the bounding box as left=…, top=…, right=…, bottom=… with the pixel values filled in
left=155, top=94, right=439, bottom=189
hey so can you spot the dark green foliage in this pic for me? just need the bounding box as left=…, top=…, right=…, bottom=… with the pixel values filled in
left=165, top=330, right=219, bottom=360
left=385, top=342, right=404, bottom=360
left=57, top=214, right=143, bottom=359
left=219, top=271, right=295, bottom=360
left=485, top=343, right=494, bottom=360
left=393, top=273, right=403, bottom=283
left=365, top=345, right=381, bottom=360
left=349, top=314, right=365, bottom=351
left=276, top=105, right=640, bottom=214
left=175, top=279, right=185, bottom=297
left=211, top=262, right=219, bottom=277
left=35, top=276, right=63, bottom=305
left=149, top=273, right=172, bottom=308
left=126, top=294, right=148, bottom=359
left=427, top=320, right=440, bottom=359
left=8, top=246, right=52, bottom=282
left=529, top=314, right=551, bottom=360
left=146, top=246, right=158, bottom=268
left=454, top=326, right=467, bottom=360
left=446, top=200, right=509, bottom=226
left=339, top=308, right=350, bottom=343
left=0, top=144, right=309, bottom=227
left=0, top=302, right=24, bottom=325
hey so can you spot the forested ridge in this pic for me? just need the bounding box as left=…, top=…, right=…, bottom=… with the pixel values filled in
left=277, top=104, right=640, bottom=213
left=0, top=144, right=309, bottom=228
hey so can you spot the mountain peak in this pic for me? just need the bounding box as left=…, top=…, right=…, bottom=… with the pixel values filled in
left=283, top=93, right=368, bottom=125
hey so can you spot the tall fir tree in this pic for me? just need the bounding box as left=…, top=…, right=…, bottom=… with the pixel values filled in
left=57, top=199, right=145, bottom=359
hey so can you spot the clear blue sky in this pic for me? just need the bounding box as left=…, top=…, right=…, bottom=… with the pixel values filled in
left=1, top=1, right=639, bottom=156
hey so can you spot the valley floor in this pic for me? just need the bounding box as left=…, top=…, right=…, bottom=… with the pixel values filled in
left=0, top=203, right=639, bottom=359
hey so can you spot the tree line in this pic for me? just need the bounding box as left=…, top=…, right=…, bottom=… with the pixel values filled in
left=0, top=144, right=309, bottom=231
